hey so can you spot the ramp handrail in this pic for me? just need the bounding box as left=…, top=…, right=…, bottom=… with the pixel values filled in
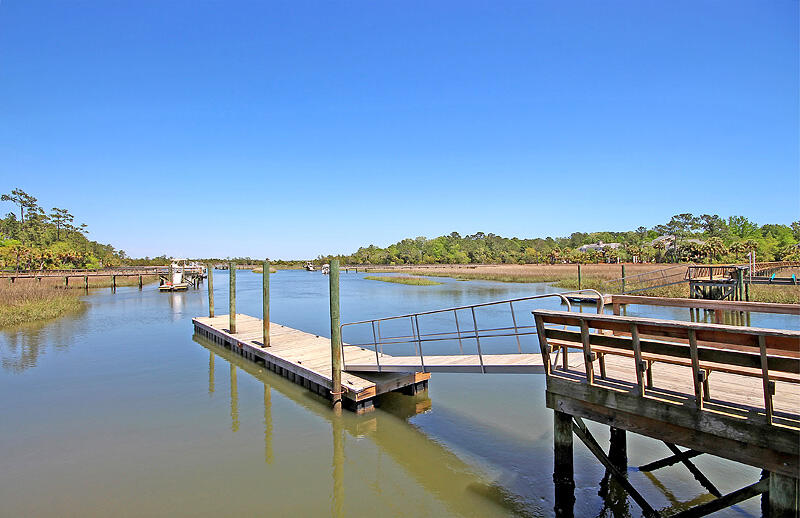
left=340, top=289, right=605, bottom=373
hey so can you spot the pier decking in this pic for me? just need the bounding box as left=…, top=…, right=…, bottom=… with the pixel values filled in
left=192, top=314, right=430, bottom=413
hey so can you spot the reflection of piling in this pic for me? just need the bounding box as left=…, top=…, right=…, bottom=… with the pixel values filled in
left=553, top=411, right=575, bottom=517
left=208, top=351, right=215, bottom=394
left=207, top=264, right=214, bottom=317
left=229, top=262, right=236, bottom=333
left=329, top=259, right=343, bottom=414
left=331, top=415, right=345, bottom=518
left=263, top=259, right=270, bottom=347
left=230, top=363, right=239, bottom=432
left=264, top=385, right=273, bottom=464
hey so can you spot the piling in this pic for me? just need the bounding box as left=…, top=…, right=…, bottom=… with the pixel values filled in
left=65, top=276, right=69, bottom=287
left=138, top=274, right=143, bottom=290
left=329, top=259, right=343, bottom=414
left=769, top=472, right=799, bottom=517
left=553, top=410, right=575, bottom=517
left=577, top=264, right=582, bottom=290
left=207, top=264, right=215, bottom=318
left=263, top=259, right=270, bottom=347
left=229, top=261, right=236, bottom=333
left=621, top=264, right=626, bottom=293
left=84, top=276, right=88, bottom=290
left=112, top=275, right=116, bottom=291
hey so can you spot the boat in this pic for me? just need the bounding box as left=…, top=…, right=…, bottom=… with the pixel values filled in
left=159, top=260, right=190, bottom=291
left=304, top=261, right=316, bottom=272
left=321, top=263, right=330, bottom=275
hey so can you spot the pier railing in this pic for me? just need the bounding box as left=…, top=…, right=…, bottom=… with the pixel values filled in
left=603, top=264, right=690, bottom=294
left=340, top=290, right=605, bottom=373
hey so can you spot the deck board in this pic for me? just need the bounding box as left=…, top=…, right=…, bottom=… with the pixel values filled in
left=193, top=314, right=429, bottom=402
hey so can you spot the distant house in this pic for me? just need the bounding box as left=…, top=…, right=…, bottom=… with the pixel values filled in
left=650, top=235, right=705, bottom=250
left=578, top=241, right=622, bottom=253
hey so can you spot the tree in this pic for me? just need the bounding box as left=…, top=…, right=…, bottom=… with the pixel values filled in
left=699, top=214, right=728, bottom=238
left=705, top=237, right=727, bottom=263
left=49, top=207, right=74, bottom=241
left=1, top=188, right=39, bottom=224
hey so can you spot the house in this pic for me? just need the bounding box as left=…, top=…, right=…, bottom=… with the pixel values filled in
left=650, top=235, right=705, bottom=250
left=578, top=241, right=622, bottom=253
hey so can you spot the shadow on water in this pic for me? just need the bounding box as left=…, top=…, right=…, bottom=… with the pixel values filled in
left=193, top=332, right=547, bottom=517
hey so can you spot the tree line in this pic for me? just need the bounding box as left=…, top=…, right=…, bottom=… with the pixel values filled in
left=0, top=188, right=125, bottom=271
left=320, top=214, right=800, bottom=266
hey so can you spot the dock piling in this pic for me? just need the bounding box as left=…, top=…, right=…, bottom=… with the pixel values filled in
left=553, top=410, right=575, bottom=517
left=577, top=264, right=582, bottom=290
left=229, top=262, right=236, bottom=333
left=621, top=264, right=626, bottom=293
left=207, top=264, right=215, bottom=318
left=329, top=259, right=343, bottom=414
left=769, top=472, right=799, bottom=517
left=263, top=259, right=270, bottom=347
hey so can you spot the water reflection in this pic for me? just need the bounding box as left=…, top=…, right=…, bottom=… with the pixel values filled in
left=264, top=385, right=273, bottom=464
left=230, top=363, right=239, bottom=432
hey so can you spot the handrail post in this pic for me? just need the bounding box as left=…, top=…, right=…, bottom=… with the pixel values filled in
left=329, top=259, right=343, bottom=414
left=371, top=321, right=381, bottom=372
left=471, top=307, right=485, bottom=373
left=229, top=261, right=236, bottom=333
left=414, top=315, right=426, bottom=372
left=453, top=309, right=464, bottom=354
left=510, top=301, right=522, bottom=353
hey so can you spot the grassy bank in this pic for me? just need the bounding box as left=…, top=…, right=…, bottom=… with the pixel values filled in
left=364, top=275, right=442, bottom=286
left=361, top=264, right=799, bottom=304
left=0, top=281, right=84, bottom=328
left=250, top=267, right=278, bottom=274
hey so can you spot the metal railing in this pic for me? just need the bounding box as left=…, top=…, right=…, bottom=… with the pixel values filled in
left=340, top=290, right=605, bottom=373
left=604, top=264, right=691, bottom=294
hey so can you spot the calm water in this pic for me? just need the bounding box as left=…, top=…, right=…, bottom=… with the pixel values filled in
left=1, top=270, right=792, bottom=517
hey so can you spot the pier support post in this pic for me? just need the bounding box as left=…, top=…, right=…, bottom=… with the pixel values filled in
left=263, top=259, right=270, bottom=347
left=769, top=472, right=799, bottom=517
left=229, top=262, right=236, bottom=333
left=84, top=276, right=88, bottom=290
left=553, top=410, right=575, bottom=517
left=621, top=264, right=626, bottom=293
left=207, top=264, right=214, bottom=317
left=138, top=274, right=143, bottom=290
left=609, top=427, right=627, bottom=472
left=577, top=264, right=582, bottom=290
left=329, top=259, right=343, bottom=415
left=65, top=276, right=68, bottom=287
left=112, top=275, right=116, bottom=291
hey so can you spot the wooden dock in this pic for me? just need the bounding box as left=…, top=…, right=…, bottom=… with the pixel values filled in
left=192, top=314, right=429, bottom=413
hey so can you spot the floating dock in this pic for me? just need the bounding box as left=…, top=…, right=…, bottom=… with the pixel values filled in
left=192, top=314, right=429, bottom=413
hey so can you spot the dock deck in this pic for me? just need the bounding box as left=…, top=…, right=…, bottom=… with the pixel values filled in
left=192, top=314, right=430, bottom=413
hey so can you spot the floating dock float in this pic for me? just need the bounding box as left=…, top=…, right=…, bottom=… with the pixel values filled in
left=192, top=314, right=429, bottom=413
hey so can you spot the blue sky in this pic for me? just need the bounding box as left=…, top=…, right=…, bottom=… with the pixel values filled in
left=1, top=1, right=797, bottom=259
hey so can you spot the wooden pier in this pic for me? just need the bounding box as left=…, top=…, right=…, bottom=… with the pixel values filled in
left=192, top=314, right=429, bottom=413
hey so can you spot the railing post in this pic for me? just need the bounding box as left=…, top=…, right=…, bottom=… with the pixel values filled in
left=229, top=261, right=236, bottom=333
left=329, top=259, right=343, bottom=414
left=471, top=307, right=485, bottom=373
left=453, top=309, right=464, bottom=354
left=510, top=301, right=522, bottom=353
left=263, top=259, right=270, bottom=347
left=371, top=321, right=381, bottom=372
left=621, top=264, right=626, bottom=293
left=414, top=315, right=426, bottom=372
left=207, top=264, right=214, bottom=318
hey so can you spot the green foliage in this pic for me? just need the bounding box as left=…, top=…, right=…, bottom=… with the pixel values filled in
left=322, top=214, right=799, bottom=266
left=0, top=188, right=124, bottom=271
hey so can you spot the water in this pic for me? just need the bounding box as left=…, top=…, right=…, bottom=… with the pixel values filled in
left=0, top=270, right=792, bottom=517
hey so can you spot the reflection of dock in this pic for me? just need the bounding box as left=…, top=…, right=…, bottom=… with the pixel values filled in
left=193, top=314, right=429, bottom=413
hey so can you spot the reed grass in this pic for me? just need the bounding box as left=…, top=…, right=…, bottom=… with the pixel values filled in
left=364, top=275, right=442, bottom=286
left=250, top=268, right=278, bottom=274
left=0, top=281, right=83, bottom=328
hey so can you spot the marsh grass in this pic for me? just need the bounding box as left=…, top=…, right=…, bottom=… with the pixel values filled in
left=364, top=275, right=442, bottom=286
left=250, top=268, right=278, bottom=274
left=0, top=281, right=83, bottom=328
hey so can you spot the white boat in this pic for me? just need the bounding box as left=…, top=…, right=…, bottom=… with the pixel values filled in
left=321, top=263, right=330, bottom=275
left=304, top=261, right=316, bottom=272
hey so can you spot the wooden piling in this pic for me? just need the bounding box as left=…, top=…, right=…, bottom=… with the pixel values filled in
left=553, top=410, right=575, bottom=517
left=609, top=427, right=627, bottom=472
left=84, top=276, right=88, bottom=289
left=207, top=264, right=215, bottom=318
left=621, top=264, right=626, bottom=293
left=229, top=261, right=236, bottom=333
left=577, top=264, right=582, bottom=290
left=64, top=276, right=68, bottom=287
left=138, top=274, right=143, bottom=289
left=112, top=275, right=116, bottom=291
left=329, top=259, right=343, bottom=414
left=769, top=472, right=799, bottom=517
left=263, top=259, right=270, bottom=348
